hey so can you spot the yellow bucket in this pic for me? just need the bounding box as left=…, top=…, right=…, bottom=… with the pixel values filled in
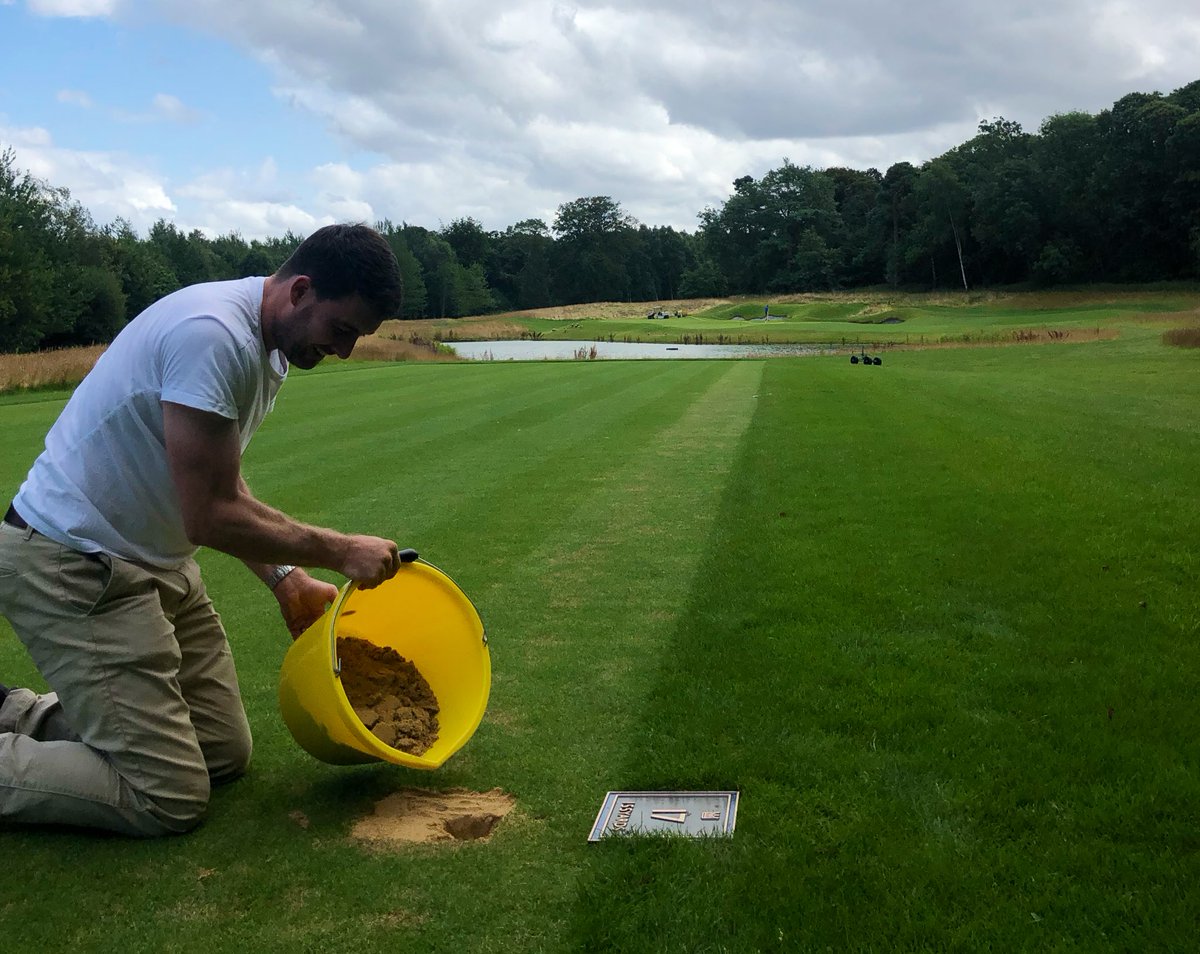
left=278, top=559, right=489, bottom=770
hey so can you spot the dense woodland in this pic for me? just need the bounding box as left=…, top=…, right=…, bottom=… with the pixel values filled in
left=2, top=81, right=1199, bottom=352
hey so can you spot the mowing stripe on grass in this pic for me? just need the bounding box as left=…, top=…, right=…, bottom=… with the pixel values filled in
left=463, top=360, right=765, bottom=804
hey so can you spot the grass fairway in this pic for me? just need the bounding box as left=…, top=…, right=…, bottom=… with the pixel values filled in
left=1, top=333, right=1198, bottom=952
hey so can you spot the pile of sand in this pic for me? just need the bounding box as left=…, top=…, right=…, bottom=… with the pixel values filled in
left=351, top=788, right=515, bottom=845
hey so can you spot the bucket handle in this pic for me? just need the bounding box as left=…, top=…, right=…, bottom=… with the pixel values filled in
left=329, top=548, right=421, bottom=676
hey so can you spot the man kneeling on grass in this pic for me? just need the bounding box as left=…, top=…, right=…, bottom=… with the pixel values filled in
left=0, top=224, right=407, bottom=837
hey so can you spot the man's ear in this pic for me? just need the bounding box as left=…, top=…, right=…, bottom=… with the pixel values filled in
left=289, top=275, right=312, bottom=306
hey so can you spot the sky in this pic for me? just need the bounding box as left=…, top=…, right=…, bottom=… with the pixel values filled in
left=1, top=0, right=1198, bottom=240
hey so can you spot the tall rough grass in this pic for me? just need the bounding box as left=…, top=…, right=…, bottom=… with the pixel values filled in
left=0, top=345, right=106, bottom=393
left=1163, top=327, right=1200, bottom=347
left=375, top=318, right=528, bottom=340
left=0, top=334, right=456, bottom=395
left=352, top=334, right=460, bottom=361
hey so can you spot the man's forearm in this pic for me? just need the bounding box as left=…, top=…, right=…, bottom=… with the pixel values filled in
left=191, top=485, right=348, bottom=571
left=165, top=402, right=401, bottom=589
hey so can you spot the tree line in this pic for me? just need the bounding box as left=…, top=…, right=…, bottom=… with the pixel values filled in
left=2, top=79, right=1198, bottom=352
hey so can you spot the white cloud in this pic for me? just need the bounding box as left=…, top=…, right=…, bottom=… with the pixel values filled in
left=171, top=157, right=377, bottom=238
left=1091, top=1, right=1200, bottom=82
left=150, top=93, right=201, bottom=124
left=0, top=122, right=176, bottom=227
left=111, top=92, right=204, bottom=125
left=188, top=198, right=326, bottom=239
left=131, top=0, right=1200, bottom=234
left=48, top=89, right=201, bottom=125
left=1, top=126, right=348, bottom=238
left=12, top=1, right=1200, bottom=238
left=28, top=0, right=119, bottom=17
left=56, top=89, right=94, bottom=108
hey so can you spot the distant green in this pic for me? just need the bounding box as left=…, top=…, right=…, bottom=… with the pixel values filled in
left=492, top=288, right=1200, bottom=349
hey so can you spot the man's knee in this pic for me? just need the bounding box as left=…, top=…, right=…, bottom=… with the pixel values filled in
left=123, top=725, right=251, bottom=834
left=205, top=725, right=253, bottom=785
left=129, top=765, right=212, bottom=836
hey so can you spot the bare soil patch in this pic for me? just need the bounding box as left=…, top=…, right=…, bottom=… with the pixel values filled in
left=351, top=788, right=516, bottom=845
left=1163, top=326, right=1200, bottom=347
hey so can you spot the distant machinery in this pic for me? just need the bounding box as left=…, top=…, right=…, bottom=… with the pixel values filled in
left=849, top=348, right=882, bottom=366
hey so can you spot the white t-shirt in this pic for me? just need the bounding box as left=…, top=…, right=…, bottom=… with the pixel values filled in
left=14, top=277, right=288, bottom=568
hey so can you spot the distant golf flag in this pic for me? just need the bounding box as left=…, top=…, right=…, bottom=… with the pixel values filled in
left=588, top=791, right=739, bottom=841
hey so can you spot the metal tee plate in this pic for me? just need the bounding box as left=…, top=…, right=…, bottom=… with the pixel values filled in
left=588, top=791, right=739, bottom=841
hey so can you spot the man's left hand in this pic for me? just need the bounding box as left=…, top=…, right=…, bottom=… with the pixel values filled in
left=273, top=568, right=339, bottom=639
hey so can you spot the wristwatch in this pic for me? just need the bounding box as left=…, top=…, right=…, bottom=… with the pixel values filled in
left=265, top=564, right=297, bottom=590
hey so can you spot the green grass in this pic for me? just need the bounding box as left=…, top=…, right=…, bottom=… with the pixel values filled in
left=1, top=327, right=1198, bottom=951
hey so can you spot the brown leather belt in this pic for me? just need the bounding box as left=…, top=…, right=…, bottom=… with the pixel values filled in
left=4, top=503, right=30, bottom=530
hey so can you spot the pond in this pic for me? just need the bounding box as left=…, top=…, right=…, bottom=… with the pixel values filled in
left=445, top=339, right=835, bottom=361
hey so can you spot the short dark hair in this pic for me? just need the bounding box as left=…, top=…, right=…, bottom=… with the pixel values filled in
left=276, top=223, right=403, bottom=318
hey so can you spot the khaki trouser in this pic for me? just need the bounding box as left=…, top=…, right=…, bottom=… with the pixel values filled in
left=0, top=520, right=252, bottom=836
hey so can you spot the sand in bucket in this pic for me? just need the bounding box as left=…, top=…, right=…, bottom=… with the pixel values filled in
left=279, top=560, right=488, bottom=769
left=337, top=636, right=440, bottom=756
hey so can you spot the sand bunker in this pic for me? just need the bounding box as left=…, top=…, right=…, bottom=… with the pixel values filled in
left=351, top=788, right=515, bottom=845
left=337, top=636, right=440, bottom=755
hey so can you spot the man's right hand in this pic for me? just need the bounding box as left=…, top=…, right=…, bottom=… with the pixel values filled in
left=340, top=534, right=403, bottom=588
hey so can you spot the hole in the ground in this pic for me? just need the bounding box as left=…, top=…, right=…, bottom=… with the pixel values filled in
left=443, top=812, right=503, bottom=840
